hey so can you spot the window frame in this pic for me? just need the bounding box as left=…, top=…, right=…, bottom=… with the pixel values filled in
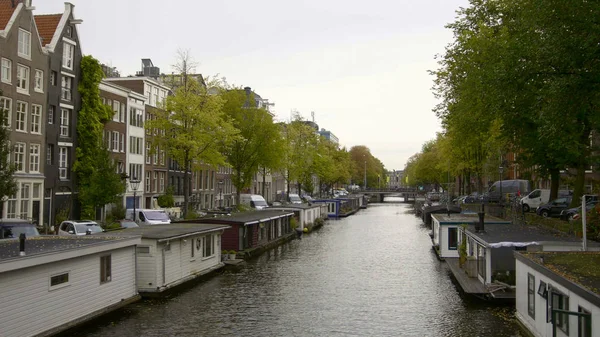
left=59, top=108, right=70, bottom=137
left=202, top=234, right=214, bottom=258
left=47, top=105, right=54, bottom=124
left=100, top=255, right=112, bottom=284
left=58, top=147, right=68, bottom=180
left=49, top=271, right=70, bottom=290
left=1, top=58, right=11, bottom=83
left=448, top=227, right=458, bottom=250
left=29, top=143, right=40, bottom=173
left=13, top=142, right=25, bottom=172
left=30, top=104, right=42, bottom=134
left=527, top=273, right=535, bottom=318
left=62, top=42, right=75, bottom=70
left=34, top=69, right=43, bottom=93
left=0, top=97, right=12, bottom=128
left=61, top=76, right=72, bottom=101
left=16, top=64, right=29, bottom=94
left=18, top=29, right=31, bottom=59
left=15, top=101, right=27, bottom=132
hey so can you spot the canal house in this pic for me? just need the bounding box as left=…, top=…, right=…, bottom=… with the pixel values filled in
left=514, top=252, right=600, bottom=337
left=431, top=213, right=510, bottom=259
left=450, top=223, right=600, bottom=301
left=109, top=223, right=229, bottom=294
left=194, top=210, right=294, bottom=258
left=0, top=235, right=141, bottom=337
left=271, top=203, right=324, bottom=230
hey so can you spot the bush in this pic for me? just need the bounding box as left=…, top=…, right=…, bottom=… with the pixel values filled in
left=157, top=186, right=175, bottom=208
left=290, top=217, right=298, bottom=230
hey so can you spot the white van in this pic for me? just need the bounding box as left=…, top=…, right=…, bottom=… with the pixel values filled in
left=520, top=189, right=572, bottom=212
left=126, top=209, right=171, bottom=225
left=240, top=194, right=269, bottom=210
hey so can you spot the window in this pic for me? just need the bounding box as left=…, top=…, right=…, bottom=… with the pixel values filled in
left=578, top=306, right=591, bottom=337
left=552, top=292, right=569, bottom=334
left=18, top=29, right=31, bottom=59
left=160, top=150, right=165, bottom=166
left=120, top=133, right=125, bottom=152
left=448, top=227, right=458, bottom=250
left=46, top=144, right=53, bottom=165
left=16, top=65, right=29, bottom=94
left=100, top=255, right=111, bottom=283
left=61, top=76, right=72, bottom=101
left=14, top=143, right=25, bottom=172
left=136, top=246, right=150, bottom=254
left=59, top=147, right=68, bottom=179
left=65, top=26, right=72, bottom=38
left=153, top=146, right=158, bottom=164
left=159, top=172, right=165, bottom=193
left=29, top=144, right=40, bottom=173
left=191, top=238, right=196, bottom=258
left=111, top=131, right=119, bottom=152
left=145, top=141, right=151, bottom=164
left=6, top=193, right=16, bottom=218
left=60, top=109, right=70, bottom=137
left=49, top=272, right=69, bottom=289
left=30, top=104, right=41, bottom=134
left=63, top=42, right=74, bottom=69
left=19, top=183, right=30, bottom=219
left=48, top=105, right=54, bottom=124
left=112, top=101, right=120, bottom=122
left=0, top=97, right=11, bottom=127
left=1, top=58, right=11, bottom=83
left=15, top=101, right=26, bottom=132
left=202, top=235, right=214, bottom=257
left=153, top=88, right=159, bottom=106
left=145, top=171, right=151, bottom=192
left=34, top=70, right=43, bottom=92
left=537, top=281, right=548, bottom=298
left=129, top=163, right=142, bottom=180
left=527, top=274, right=535, bottom=318
left=50, top=71, right=57, bottom=86
left=153, top=171, right=158, bottom=192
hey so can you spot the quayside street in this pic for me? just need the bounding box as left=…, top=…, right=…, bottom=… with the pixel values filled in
left=59, top=199, right=522, bottom=337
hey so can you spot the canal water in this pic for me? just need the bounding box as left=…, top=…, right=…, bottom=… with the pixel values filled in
left=63, top=199, right=523, bottom=337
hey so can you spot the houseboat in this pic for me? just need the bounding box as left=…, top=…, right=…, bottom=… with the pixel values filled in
left=0, top=235, right=141, bottom=337
left=515, top=251, right=600, bottom=337
left=192, top=210, right=295, bottom=259
left=431, top=213, right=510, bottom=260
left=309, top=199, right=342, bottom=218
left=109, top=223, right=229, bottom=294
left=271, top=203, right=325, bottom=231
left=450, top=223, right=600, bottom=301
left=336, top=195, right=363, bottom=217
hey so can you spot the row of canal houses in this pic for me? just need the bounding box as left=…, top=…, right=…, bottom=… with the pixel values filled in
left=1, top=0, right=339, bottom=229
left=0, top=195, right=366, bottom=337
left=423, top=205, right=600, bottom=337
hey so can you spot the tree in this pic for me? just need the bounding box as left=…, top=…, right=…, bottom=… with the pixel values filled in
left=74, top=56, right=124, bottom=218
left=349, top=145, right=386, bottom=189
left=280, top=114, right=319, bottom=195
left=220, top=88, right=284, bottom=205
left=0, top=90, right=17, bottom=200
left=145, top=52, right=237, bottom=216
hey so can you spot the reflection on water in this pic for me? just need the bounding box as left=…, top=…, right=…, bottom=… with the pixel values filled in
left=60, top=199, right=523, bottom=337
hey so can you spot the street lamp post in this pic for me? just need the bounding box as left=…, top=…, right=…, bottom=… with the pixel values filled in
left=218, top=180, right=223, bottom=209
left=499, top=166, right=504, bottom=204
left=129, top=178, right=141, bottom=222
left=364, top=160, right=367, bottom=190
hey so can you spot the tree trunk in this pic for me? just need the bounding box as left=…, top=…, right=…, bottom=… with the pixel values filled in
left=183, top=153, right=190, bottom=218
left=262, top=167, right=266, bottom=199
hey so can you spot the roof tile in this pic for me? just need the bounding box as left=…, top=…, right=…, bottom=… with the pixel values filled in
left=34, top=13, right=61, bottom=46
left=0, top=0, right=23, bottom=31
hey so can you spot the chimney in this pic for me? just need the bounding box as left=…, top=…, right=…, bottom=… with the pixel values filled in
left=19, top=233, right=26, bottom=256
left=244, top=87, right=251, bottom=95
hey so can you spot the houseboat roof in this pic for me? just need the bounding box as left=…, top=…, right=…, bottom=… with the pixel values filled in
left=431, top=213, right=510, bottom=225
left=515, top=252, right=600, bottom=306
left=109, top=223, right=230, bottom=241
left=195, top=210, right=294, bottom=225
left=465, top=223, right=600, bottom=248
left=0, top=236, right=141, bottom=273
left=271, top=204, right=321, bottom=210
left=0, top=236, right=137, bottom=261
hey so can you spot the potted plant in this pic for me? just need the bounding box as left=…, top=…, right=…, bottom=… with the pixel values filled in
left=221, top=250, right=229, bottom=261
left=229, top=250, right=237, bottom=260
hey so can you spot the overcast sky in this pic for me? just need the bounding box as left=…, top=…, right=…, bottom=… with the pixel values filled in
left=36, top=0, right=469, bottom=170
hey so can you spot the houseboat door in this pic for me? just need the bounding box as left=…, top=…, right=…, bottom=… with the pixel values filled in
left=239, top=226, right=252, bottom=250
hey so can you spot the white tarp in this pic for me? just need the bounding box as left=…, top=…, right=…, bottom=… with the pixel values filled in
left=488, top=241, right=539, bottom=248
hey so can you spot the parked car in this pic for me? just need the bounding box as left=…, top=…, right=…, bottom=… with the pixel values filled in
left=126, top=209, right=172, bottom=226
left=560, top=200, right=599, bottom=221
left=116, top=219, right=139, bottom=229
left=481, top=180, right=531, bottom=203
left=521, top=189, right=572, bottom=212
left=288, top=193, right=303, bottom=204
left=58, top=220, right=104, bottom=235
left=536, top=196, right=573, bottom=218
left=0, top=219, right=40, bottom=239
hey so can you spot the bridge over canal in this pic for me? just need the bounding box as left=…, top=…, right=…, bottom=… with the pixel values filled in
left=357, top=188, right=421, bottom=203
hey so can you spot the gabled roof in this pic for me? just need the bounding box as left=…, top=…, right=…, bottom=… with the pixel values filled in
left=34, top=14, right=61, bottom=46
left=0, top=0, right=23, bottom=31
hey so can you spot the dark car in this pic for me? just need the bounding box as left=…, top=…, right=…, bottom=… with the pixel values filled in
left=536, top=196, right=573, bottom=218
left=560, top=200, right=598, bottom=221
left=0, top=219, right=40, bottom=239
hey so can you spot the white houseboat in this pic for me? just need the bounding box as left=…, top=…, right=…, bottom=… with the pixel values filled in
left=271, top=203, right=325, bottom=230
left=515, top=251, right=600, bottom=337
left=431, top=213, right=510, bottom=259
left=0, top=235, right=141, bottom=337
left=110, top=223, right=229, bottom=294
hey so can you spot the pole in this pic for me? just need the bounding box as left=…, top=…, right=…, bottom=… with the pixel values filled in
left=582, top=195, right=587, bottom=251
left=364, top=160, right=367, bottom=190
left=133, top=190, right=137, bottom=222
